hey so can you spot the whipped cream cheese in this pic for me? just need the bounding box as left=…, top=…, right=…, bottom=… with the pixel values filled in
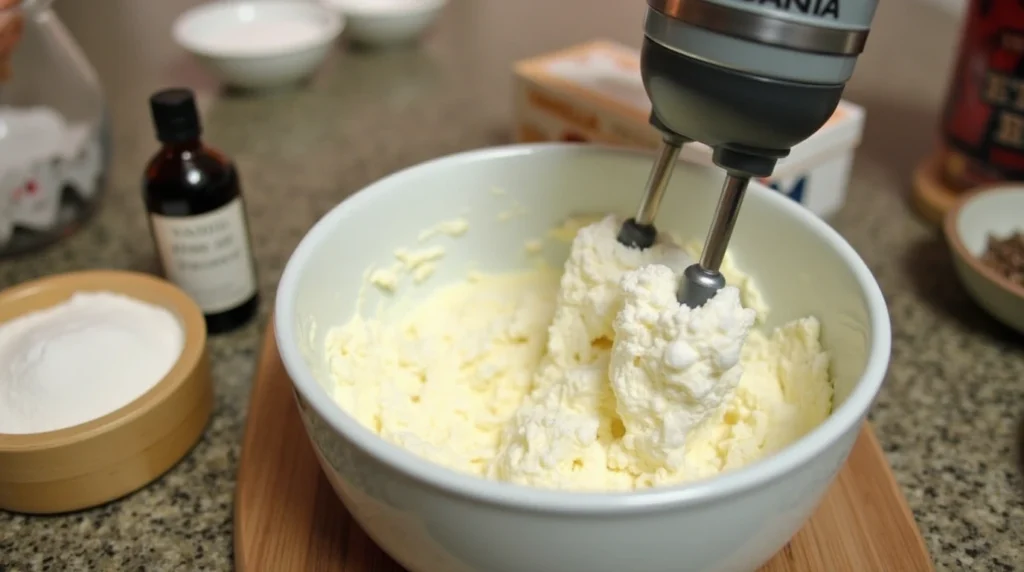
left=368, top=217, right=469, bottom=292
left=325, top=214, right=833, bottom=491
left=610, top=266, right=756, bottom=475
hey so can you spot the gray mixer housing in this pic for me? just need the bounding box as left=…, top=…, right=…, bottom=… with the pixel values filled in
left=642, top=0, right=879, bottom=177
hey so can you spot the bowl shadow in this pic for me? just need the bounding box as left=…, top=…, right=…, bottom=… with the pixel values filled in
left=219, top=79, right=313, bottom=99
left=843, top=93, right=939, bottom=198
left=1017, top=415, right=1024, bottom=486
left=124, top=251, right=163, bottom=277
left=902, top=234, right=1021, bottom=343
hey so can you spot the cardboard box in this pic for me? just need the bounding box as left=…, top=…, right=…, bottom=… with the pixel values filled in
left=512, top=40, right=866, bottom=220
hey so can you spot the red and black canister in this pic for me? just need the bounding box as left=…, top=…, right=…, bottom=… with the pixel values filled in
left=941, top=0, right=1024, bottom=191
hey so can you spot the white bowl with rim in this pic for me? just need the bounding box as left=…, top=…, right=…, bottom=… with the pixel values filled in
left=320, top=0, right=447, bottom=47
left=173, top=0, right=344, bottom=90
left=944, top=184, right=1024, bottom=333
left=275, top=144, right=892, bottom=572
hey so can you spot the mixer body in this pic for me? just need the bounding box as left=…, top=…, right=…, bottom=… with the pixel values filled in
left=625, top=0, right=880, bottom=307
left=642, top=0, right=878, bottom=177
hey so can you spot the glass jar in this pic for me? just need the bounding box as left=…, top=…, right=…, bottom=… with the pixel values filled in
left=0, top=0, right=109, bottom=257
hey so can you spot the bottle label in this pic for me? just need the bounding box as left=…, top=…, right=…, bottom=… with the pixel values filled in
left=150, top=198, right=258, bottom=314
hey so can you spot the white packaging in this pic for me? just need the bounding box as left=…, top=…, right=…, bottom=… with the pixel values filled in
left=512, top=40, right=866, bottom=220
left=0, top=106, right=104, bottom=241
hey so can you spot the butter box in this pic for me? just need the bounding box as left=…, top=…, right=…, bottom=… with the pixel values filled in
left=512, top=40, right=866, bottom=220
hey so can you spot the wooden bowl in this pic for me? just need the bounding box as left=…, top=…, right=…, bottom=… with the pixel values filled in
left=944, top=185, right=1024, bottom=334
left=912, top=154, right=962, bottom=226
left=0, top=270, right=212, bottom=514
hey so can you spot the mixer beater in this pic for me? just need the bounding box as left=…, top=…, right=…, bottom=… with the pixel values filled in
left=617, top=119, right=687, bottom=250
left=620, top=0, right=879, bottom=307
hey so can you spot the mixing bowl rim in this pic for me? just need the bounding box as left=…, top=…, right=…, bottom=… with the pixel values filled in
left=276, top=142, right=892, bottom=515
left=323, top=0, right=449, bottom=18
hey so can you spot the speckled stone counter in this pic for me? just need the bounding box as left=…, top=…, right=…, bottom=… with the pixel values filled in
left=0, top=1, right=1020, bottom=570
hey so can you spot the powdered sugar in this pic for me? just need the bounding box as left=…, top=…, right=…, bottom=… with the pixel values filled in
left=0, top=291, right=184, bottom=434
left=187, top=19, right=327, bottom=55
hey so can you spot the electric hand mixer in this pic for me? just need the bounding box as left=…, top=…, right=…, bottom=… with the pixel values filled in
left=617, top=0, right=879, bottom=307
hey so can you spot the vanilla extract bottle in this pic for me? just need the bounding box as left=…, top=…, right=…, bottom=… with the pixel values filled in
left=144, top=88, right=259, bottom=334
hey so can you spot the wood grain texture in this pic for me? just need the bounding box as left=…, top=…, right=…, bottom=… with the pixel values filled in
left=912, top=155, right=960, bottom=227
left=235, top=326, right=934, bottom=572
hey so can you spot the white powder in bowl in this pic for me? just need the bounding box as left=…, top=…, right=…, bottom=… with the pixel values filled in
left=0, top=291, right=185, bottom=434
left=188, top=20, right=327, bottom=55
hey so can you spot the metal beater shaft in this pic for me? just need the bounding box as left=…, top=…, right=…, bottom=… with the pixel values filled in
left=617, top=138, right=683, bottom=249
left=635, top=139, right=682, bottom=226
left=678, top=174, right=750, bottom=308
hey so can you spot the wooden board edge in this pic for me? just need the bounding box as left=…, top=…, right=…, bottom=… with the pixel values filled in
left=858, top=427, right=933, bottom=568
left=233, top=320, right=281, bottom=572
left=235, top=323, right=935, bottom=571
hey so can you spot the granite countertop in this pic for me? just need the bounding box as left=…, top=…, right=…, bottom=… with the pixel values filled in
left=0, top=0, right=1020, bottom=570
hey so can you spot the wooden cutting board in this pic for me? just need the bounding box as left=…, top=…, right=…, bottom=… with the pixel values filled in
left=234, top=325, right=934, bottom=572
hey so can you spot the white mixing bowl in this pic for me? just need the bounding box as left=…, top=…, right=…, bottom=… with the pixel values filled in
left=321, top=0, right=447, bottom=48
left=173, top=0, right=343, bottom=90
left=275, top=144, right=891, bottom=572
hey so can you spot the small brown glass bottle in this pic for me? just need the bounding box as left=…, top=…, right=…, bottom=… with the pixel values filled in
left=144, top=87, right=259, bottom=334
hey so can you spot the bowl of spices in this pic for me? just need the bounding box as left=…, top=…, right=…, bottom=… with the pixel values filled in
left=172, top=0, right=344, bottom=91
left=0, top=270, right=211, bottom=514
left=945, top=185, right=1024, bottom=334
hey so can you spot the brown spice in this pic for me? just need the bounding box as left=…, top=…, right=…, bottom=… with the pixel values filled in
left=980, top=231, right=1024, bottom=287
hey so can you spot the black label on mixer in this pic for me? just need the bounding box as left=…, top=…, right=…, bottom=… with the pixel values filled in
left=741, top=0, right=840, bottom=19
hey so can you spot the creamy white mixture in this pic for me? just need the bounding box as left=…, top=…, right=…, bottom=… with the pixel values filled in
left=326, top=215, right=832, bottom=491
left=368, top=217, right=469, bottom=291
left=0, top=291, right=184, bottom=434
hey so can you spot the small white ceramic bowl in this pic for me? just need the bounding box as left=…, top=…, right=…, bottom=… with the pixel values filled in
left=276, top=144, right=892, bottom=572
left=320, top=0, right=446, bottom=47
left=945, top=184, right=1024, bottom=333
left=173, top=0, right=344, bottom=90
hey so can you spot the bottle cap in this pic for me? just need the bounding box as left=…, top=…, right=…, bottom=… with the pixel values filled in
left=149, top=88, right=202, bottom=143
